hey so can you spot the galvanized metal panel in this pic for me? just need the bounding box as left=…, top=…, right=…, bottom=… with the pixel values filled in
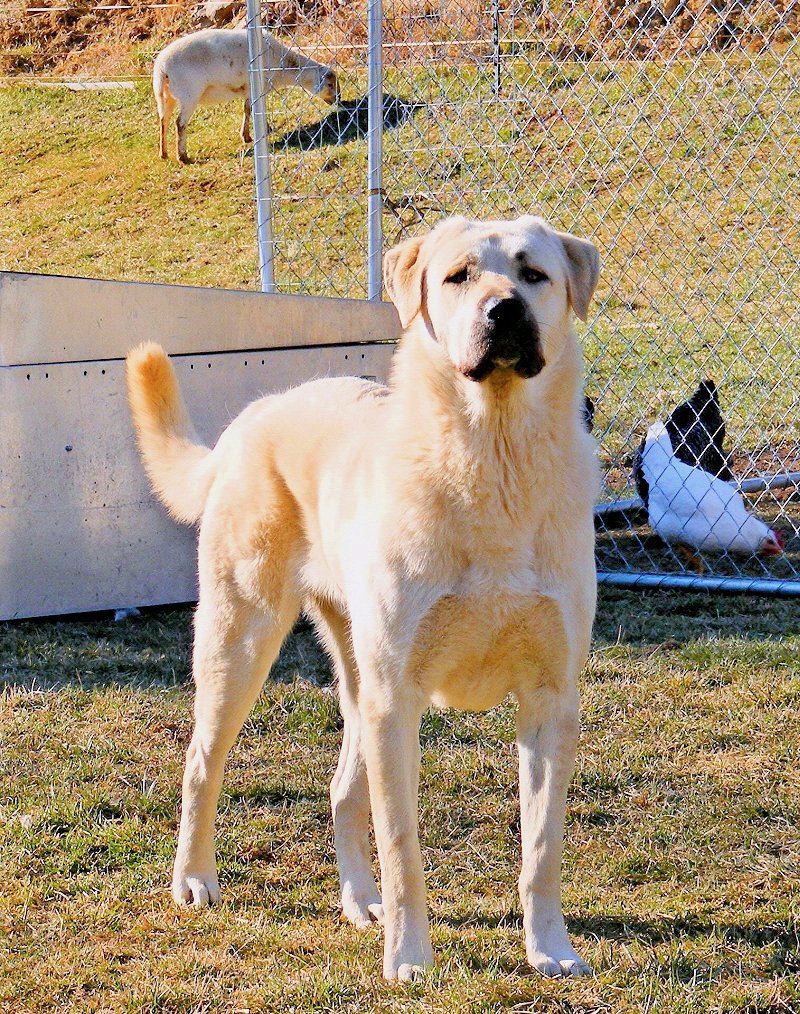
left=0, top=272, right=397, bottom=619
left=0, top=272, right=400, bottom=367
left=1, top=345, right=395, bottom=619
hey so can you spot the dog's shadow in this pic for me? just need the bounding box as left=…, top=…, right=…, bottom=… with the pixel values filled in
left=449, top=911, right=800, bottom=979
left=272, top=93, right=423, bottom=150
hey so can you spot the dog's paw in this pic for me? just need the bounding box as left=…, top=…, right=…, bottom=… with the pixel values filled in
left=384, top=943, right=434, bottom=981
left=558, top=957, right=593, bottom=977
left=341, top=887, right=383, bottom=928
left=528, top=949, right=592, bottom=978
left=397, top=963, right=426, bottom=982
left=172, top=873, right=220, bottom=907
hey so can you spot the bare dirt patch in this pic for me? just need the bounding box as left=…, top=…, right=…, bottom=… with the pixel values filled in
left=2, top=0, right=798, bottom=79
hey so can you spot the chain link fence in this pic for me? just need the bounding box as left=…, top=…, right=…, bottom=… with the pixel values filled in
left=3, top=0, right=798, bottom=591
left=244, top=0, right=800, bottom=592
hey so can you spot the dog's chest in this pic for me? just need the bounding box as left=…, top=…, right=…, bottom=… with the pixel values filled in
left=407, top=565, right=568, bottom=712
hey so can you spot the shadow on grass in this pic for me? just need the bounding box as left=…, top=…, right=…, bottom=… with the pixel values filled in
left=446, top=909, right=799, bottom=948
left=450, top=911, right=800, bottom=979
left=225, top=779, right=324, bottom=808
left=593, top=583, right=800, bottom=649
left=272, top=93, right=423, bottom=150
left=3, top=586, right=799, bottom=692
left=574, top=913, right=799, bottom=949
left=579, top=913, right=800, bottom=981
left=0, top=609, right=332, bottom=692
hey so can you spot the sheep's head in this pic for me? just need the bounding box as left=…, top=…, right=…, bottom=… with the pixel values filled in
left=318, top=67, right=340, bottom=105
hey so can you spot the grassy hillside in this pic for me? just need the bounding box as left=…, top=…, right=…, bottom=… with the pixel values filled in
left=0, top=84, right=263, bottom=290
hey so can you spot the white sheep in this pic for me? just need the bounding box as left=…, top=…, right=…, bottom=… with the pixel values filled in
left=153, top=28, right=340, bottom=163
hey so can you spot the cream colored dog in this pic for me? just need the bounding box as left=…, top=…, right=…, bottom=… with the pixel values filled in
left=126, top=214, right=600, bottom=981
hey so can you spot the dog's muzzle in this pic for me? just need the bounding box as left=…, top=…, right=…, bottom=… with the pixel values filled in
left=463, top=296, right=544, bottom=382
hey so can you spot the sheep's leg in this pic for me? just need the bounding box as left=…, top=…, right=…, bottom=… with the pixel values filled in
left=241, top=98, right=271, bottom=145
left=158, top=97, right=175, bottom=160
left=241, top=98, right=252, bottom=145
left=175, top=101, right=195, bottom=164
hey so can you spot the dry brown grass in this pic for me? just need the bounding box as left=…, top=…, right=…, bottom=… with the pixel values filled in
left=2, top=0, right=799, bottom=79
left=591, top=0, right=800, bottom=57
left=0, top=0, right=192, bottom=76
left=2, top=590, right=799, bottom=1012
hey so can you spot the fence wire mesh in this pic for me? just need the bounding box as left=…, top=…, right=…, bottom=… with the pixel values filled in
left=3, top=0, right=798, bottom=591
left=242, top=0, right=800, bottom=591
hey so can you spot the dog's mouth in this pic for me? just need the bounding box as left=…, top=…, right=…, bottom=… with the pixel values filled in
left=461, top=319, right=545, bottom=383
left=463, top=352, right=545, bottom=383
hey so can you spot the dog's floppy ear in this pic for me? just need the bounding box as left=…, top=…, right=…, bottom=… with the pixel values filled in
left=558, top=232, right=600, bottom=322
left=383, top=235, right=426, bottom=328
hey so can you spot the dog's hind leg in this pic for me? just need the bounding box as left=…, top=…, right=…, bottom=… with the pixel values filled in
left=308, top=598, right=382, bottom=928
left=173, top=568, right=301, bottom=907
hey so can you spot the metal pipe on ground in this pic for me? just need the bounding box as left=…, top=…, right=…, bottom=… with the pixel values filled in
left=597, top=571, right=800, bottom=597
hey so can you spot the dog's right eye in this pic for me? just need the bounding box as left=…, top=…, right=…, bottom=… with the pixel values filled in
left=446, top=268, right=469, bottom=285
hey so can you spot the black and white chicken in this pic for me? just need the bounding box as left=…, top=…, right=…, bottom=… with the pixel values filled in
left=633, top=381, right=784, bottom=569
left=638, top=422, right=784, bottom=565
left=634, top=379, right=733, bottom=506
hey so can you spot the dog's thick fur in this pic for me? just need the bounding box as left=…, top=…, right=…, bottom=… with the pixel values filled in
left=127, top=215, right=600, bottom=980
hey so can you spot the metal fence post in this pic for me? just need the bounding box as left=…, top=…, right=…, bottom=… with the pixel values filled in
left=367, top=0, right=384, bottom=300
left=492, top=0, right=501, bottom=98
left=246, top=0, right=274, bottom=293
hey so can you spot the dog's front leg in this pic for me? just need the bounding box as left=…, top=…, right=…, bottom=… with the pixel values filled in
left=360, top=683, right=432, bottom=981
left=516, top=686, right=591, bottom=977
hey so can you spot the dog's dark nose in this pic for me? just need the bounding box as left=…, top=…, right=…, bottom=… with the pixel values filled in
left=461, top=294, right=542, bottom=382
left=486, top=297, right=526, bottom=328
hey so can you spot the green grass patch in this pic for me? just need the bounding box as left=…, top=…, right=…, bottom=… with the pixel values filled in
left=1, top=589, right=799, bottom=1011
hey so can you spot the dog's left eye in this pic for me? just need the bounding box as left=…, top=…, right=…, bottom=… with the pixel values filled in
left=521, top=266, right=548, bottom=285
left=446, top=267, right=469, bottom=285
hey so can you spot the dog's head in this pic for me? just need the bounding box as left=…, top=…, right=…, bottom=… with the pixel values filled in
left=383, top=216, right=599, bottom=383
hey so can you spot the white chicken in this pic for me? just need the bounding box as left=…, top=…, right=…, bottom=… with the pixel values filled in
left=639, top=421, right=784, bottom=566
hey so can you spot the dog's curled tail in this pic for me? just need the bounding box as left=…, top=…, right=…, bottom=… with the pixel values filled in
left=126, top=342, right=215, bottom=525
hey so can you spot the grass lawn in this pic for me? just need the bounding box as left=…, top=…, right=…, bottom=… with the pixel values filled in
left=1, top=591, right=799, bottom=1012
